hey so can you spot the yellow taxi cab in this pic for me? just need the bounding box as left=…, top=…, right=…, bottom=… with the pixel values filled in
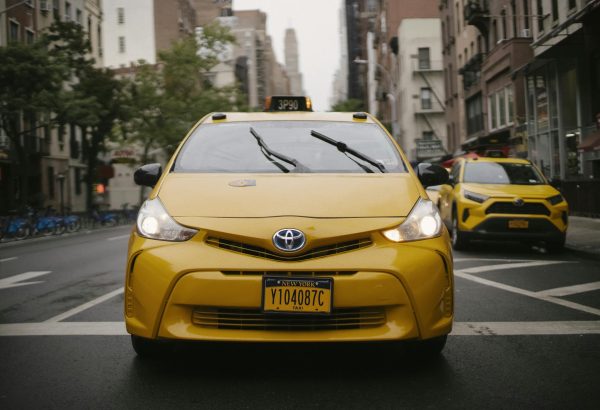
left=438, top=157, right=568, bottom=251
left=126, top=96, right=453, bottom=357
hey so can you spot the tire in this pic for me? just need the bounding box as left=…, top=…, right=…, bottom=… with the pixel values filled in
left=103, top=218, right=117, bottom=227
left=54, top=222, right=66, bottom=235
left=131, top=335, right=173, bottom=357
left=546, top=234, right=566, bottom=254
left=451, top=210, right=469, bottom=251
left=406, top=335, right=448, bottom=357
left=40, top=225, right=55, bottom=236
left=14, top=225, right=31, bottom=240
left=66, top=220, right=81, bottom=233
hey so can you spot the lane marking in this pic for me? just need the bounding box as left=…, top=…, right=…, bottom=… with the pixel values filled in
left=455, top=271, right=600, bottom=317
left=0, top=257, right=18, bottom=263
left=454, top=258, right=539, bottom=263
left=537, top=281, right=600, bottom=297
left=0, top=322, right=128, bottom=336
left=451, top=321, right=600, bottom=336
left=1, top=321, right=599, bottom=337
left=107, top=234, right=130, bottom=241
left=459, top=260, right=571, bottom=274
left=0, top=271, right=51, bottom=290
left=44, top=287, right=124, bottom=323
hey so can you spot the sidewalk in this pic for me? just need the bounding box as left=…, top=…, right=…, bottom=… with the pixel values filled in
left=566, top=216, right=600, bottom=259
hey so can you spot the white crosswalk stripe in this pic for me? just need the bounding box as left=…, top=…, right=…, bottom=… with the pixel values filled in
left=0, top=271, right=51, bottom=290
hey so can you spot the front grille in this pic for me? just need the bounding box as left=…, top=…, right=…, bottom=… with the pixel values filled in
left=205, top=237, right=372, bottom=261
left=485, top=202, right=550, bottom=216
left=221, top=271, right=356, bottom=276
left=192, top=307, right=386, bottom=331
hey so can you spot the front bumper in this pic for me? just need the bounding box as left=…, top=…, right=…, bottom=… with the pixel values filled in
left=125, top=230, right=453, bottom=343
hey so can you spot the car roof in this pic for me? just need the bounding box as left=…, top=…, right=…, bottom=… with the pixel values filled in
left=463, top=157, right=531, bottom=164
left=202, top=112, right=377, bottom=124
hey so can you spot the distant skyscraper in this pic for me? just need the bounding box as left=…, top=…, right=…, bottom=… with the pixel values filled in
left=284, top=28, right=303, bottom=95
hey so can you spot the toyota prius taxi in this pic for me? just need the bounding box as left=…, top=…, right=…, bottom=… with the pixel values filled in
left=126, top=96, right=452, bottom=356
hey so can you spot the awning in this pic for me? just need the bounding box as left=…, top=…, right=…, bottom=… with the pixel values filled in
left=578, top=131, right=600, bottom=152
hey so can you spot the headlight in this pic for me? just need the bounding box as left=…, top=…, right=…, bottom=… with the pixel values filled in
left=463, top=190, right=489, bottom=203
left=546, top=194, right=564, bottom=205
left=136, top=198, right=197, bottom=241
left=382, top=198, right=442, bottom=242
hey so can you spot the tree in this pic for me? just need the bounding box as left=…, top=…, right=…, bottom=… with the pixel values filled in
left=0, top=40, right=69, bottom=209
left=330, top=98, right=366, bottom=112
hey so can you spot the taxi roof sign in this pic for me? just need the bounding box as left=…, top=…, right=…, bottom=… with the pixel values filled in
left=265, top=96, right=313, bottom=112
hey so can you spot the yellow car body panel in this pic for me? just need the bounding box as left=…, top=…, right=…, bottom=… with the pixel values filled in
left=125, top=110, right=453, bottom=345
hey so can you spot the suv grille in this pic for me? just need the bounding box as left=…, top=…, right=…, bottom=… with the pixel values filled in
left=192, top=307, right=386, bottom=331
left=485, top=202, right=550, bottom=216
left=205, top=237, right=372, bottom=261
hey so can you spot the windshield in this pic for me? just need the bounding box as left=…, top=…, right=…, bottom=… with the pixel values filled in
left=173, top=121, right=407, bottom=173
left=463, top=162, right=545, bottom=185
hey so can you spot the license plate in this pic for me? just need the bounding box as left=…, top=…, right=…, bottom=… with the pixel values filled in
left=508, top=219, right=529, bottom=229
left=263, top=277, right=332, bottom=314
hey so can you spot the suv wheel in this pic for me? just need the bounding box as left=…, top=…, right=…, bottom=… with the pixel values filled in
left=451, top=210, right=468, bottom=251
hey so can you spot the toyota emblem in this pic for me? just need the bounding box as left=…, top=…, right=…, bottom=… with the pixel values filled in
left=273, top=229, right=306, bottom=252
left=513, top=198, right=524, bottom=207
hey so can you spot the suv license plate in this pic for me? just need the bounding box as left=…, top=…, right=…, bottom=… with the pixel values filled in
left=508, top=220, right=529, bottom=229
left=263, top=277, right=332, bottom=314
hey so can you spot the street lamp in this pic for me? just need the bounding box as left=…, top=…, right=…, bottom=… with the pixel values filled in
left=354, top=57, right=400, bottom=145
left=56, top=173, right=65, bottom=215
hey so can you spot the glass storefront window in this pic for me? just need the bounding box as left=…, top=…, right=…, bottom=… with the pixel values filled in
left=507, top=86, right=514, bottom=124
left=537, top=133, right=551, bottom=178
left=551, top=130, right=560, bottom=178
left=489, top=95, right=497, bottom=129
left=499, top=90, right=506, bottom=127
left=536, top=75, right=549, bottom=130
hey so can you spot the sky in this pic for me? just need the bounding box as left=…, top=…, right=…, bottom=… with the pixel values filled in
left=235, top=0, right=343, bottom=111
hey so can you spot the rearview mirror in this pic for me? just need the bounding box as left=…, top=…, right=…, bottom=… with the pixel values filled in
left=134, top=163, right=162, bottom=187
left=416, top=163, right=449, bottom=188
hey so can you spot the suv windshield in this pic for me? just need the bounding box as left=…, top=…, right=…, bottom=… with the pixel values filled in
left=463, top=162, right=545, bottom=185
left=173, top=121, right=406, bottom=173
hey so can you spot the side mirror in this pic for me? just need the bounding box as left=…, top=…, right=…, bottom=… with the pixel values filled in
left=134, top=163, right=162, bottom=187
left=416, top=163, right=449, bottom=188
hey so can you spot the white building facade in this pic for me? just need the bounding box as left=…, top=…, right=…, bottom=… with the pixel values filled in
left=396, top=18, right=446, bottom=162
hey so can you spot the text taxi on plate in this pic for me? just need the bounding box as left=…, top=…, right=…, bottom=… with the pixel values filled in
left=437, top=156, right=568, bottom=252
left=126, top=96, right=453, bottom=356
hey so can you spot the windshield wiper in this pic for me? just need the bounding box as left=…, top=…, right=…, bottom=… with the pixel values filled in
left=309, top=130, right=386, bottom=173
left=249, top=127, right=310, bottom=173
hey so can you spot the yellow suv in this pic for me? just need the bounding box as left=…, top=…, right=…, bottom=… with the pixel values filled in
left=126, top=96, right=452, bottom=357
left=438, top=157, right=568, bottom=252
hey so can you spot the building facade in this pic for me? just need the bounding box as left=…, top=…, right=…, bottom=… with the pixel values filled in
left=284, top=28, right=303, bottom=95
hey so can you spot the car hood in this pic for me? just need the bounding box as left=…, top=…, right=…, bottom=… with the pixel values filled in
left=461, top=183, right=558, bottom=199
left=158, top=173, right=420, bottom=218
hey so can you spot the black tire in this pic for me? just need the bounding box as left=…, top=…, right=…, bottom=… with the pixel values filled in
left=66, top=220, right=81, bottom=233
left=546, top=234, right=566, bottom=254
left=131, top=335, right=173, bottom=357
left=40, top=226, right=55, bottom=236
left=406, top=335, right=448, bottom=357
left=14, top=225, right=31, bottom=240
left=54, top=222, right=66, bottom=235
left=451, top=210, right=469, bottom=251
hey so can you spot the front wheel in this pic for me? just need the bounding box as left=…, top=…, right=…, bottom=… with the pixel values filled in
left=451, top=211, right=469, bottom=251
left=406, top=335, right=448, bottom=357
left=546, top=234, right=566, bottom=253
left=131, top=335, right=173, bottom=357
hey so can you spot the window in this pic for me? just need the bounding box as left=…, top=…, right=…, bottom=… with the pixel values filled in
left=507, top=87, right=514, bottom=124
left=76, top=8, right=82, bottom=24
left=65, top=2, right=72, bottom=21
left=537, top=0, right=544, bottom=32
left=118, top=36, right=126, bottom=53
left=492, top=19, right=497, bottom=45
left=501, top=10, right=507, bottom=40
left=568, top=0, right=577, bottom=10
left=455, top=3, right=460, bottom=34
left=9, top=20, right=19, bottom=42
left=421, top=88, right=432, bottom=109
left=26, top=29, right=34, bottom=44
left=75, top=168, right=82, bottom=195
left=551, top=0, right=559, bottom=22
left=48, top=167, right=55, bottom=200
left=117, top=7, right=125, bottom=24
left=418, top=47, right=430, bottom=69
left=523, top=0, right=530, bottom=30
left=422, top=131, right=434, bottom=140
left=511, top=0, right=517, bottom=37
left=498, top=90, right=506, bottom=126
left=489, top=95, right=497, bottom=129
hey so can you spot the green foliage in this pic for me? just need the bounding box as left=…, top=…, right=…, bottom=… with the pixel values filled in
left=330, top=98, right=366, bottom=112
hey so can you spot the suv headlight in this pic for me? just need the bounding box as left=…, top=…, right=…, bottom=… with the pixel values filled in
left=137, top=197, right=197, bottom=241
left=546, top=194, right=564, bottom=205
left=382, top=198, right=442, bottom=242
left=463, top=190, right=489, bottom=203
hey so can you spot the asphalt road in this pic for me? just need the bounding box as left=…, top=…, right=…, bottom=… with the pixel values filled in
left=1, top=226, right=599, bottom=409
